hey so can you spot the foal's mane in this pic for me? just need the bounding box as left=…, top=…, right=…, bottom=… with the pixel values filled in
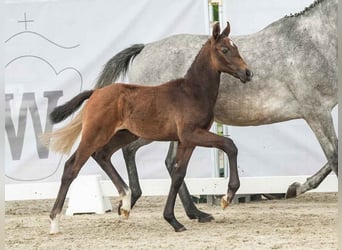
left=184, top=40, right=211, bottom=77
left=285, top=0, right=325, bottom=18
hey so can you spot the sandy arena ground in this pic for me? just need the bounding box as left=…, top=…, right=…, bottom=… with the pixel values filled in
left=5, top=192, right=337, bottom=250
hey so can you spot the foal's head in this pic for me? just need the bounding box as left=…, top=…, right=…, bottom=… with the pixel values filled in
left=210, top=22, right=252, bottom=83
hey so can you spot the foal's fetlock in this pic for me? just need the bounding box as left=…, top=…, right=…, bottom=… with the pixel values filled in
left=164, top=213, right=186, bottom=232
left=118, top=189, right=132, bottom=219
left=49, top=214, right=61, bottom=234
left=117, top=200, right=131, bottom=219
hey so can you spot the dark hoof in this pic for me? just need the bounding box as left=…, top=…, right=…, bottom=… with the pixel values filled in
left=117, top=200, right=123, bottom=215
left=198, top=214, right=215, bottom=223
left=286, top=182, right=300, bottom=199
left=263, top=193, right=286, bottom=200
left=175, top=226, right=187, bottom=232
left=187, top=210, right=215, bottom=223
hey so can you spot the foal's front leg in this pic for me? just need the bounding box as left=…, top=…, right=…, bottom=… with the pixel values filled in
left=163, top=144, right=195, bottom=232
left=123, top=139, right=214, bottom=222
left=165, top=141, right=214, bottom=222
left=184, top=129, right=240, bottom=208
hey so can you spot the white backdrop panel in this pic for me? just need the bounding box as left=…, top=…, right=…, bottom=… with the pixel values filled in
left=4, top=0, right=211, bottom=184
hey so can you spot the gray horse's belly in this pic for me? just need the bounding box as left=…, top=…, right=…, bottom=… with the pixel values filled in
left=213, top=77, right=302, bottom=126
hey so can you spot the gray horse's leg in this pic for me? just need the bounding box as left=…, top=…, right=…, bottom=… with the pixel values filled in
left=165, top=142, right=214, bottom=222
left=286, top=111, right=337, bottom=198
left=286, top=163, right=332, bottom=198
left=122, top=138, right=152, bottom=208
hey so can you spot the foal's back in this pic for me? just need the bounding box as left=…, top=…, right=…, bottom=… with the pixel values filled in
left=84, top=79, right=213, bottom=141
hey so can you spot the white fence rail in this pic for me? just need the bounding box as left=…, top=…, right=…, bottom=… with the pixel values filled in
left=5, top=175, right=337, bottom=201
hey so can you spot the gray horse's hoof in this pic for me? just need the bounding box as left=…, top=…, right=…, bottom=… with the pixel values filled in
left=198, top=214, right=215, bottom=223
left=285, top=182, right=301, bottom=199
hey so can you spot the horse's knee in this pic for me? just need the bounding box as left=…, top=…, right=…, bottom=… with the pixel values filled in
left=224, top=138, right=238, bottom=157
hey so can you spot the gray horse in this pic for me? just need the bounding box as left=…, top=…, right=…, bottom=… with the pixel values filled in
left=95, top=0, right=337, bottom=222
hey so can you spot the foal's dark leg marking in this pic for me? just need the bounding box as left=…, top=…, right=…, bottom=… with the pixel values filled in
left=163, top=144, right=195, bottom=232
left=165, top=142, right=214, bottom=222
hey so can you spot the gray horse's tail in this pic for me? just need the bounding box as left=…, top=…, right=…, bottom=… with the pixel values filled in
left=95, top=44, right=145, bottom=88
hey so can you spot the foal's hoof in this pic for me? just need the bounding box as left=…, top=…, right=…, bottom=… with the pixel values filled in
left=49, top=218, right=60, bottom=235
left=119, top=208, right=130, bottom=219
left=175, top=226, right=187, bottom=232
left=286, top=182, right=300, bottom=199
left=221, top=195, right=229, bottom=210
left=49, top=230, right=60, bottom=235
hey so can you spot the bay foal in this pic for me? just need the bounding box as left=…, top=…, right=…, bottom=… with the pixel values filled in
left=46, top=22, right=252, bottom=233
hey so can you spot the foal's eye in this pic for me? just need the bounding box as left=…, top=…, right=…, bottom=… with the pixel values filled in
left=221, top=47, right=229, bottom=54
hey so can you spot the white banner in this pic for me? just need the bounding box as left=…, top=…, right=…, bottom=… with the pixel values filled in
left=5, top=0, right=337, bottom=188
left=4, top=0, right=211, bottom=183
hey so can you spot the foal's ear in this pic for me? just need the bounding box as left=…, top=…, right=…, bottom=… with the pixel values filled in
left=212, top=22, right=221, bottom=40
left=221, top=21, right=230, bottom=37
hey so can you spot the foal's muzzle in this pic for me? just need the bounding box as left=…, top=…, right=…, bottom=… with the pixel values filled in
left=237, top=68, right=253, bottom=83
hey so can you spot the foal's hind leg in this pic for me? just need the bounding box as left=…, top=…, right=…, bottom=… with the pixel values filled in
left=165, top=141, right=214, bottom=222
left=286, top=111, right=337, bottom=198
left=92, top=130, right=138, bottom=217
left=50, top=145, right=95, bottom=234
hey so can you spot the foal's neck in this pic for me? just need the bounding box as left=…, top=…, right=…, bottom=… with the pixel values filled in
left=184, top=41, right=221, bottom=101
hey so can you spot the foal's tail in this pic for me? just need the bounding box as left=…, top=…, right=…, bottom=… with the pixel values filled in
left=50, top=90, right=93, bottom=123
left=95, top=44, right=145, bottom=89
left=41, top=90, right=93, bottom=155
